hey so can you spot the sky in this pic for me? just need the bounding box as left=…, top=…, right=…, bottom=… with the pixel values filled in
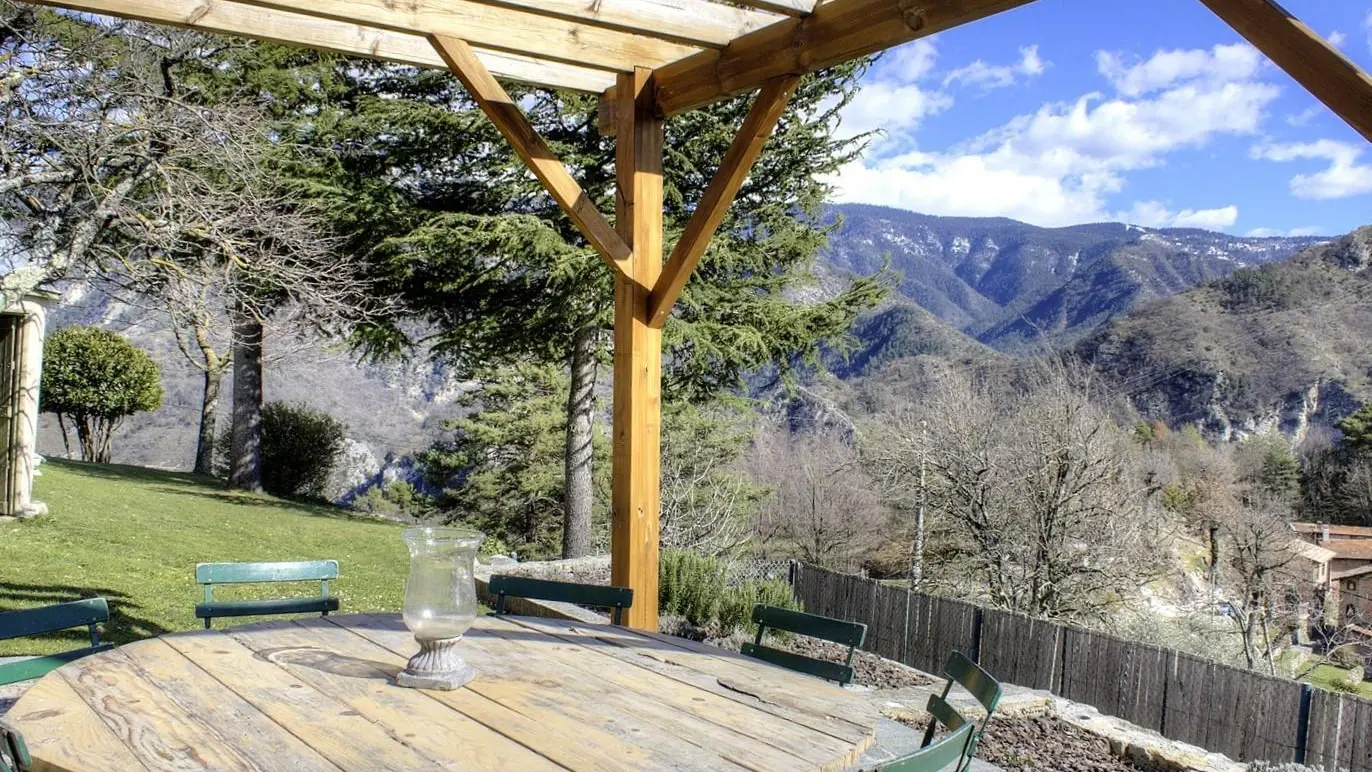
left=826, top=0, right=1372, bottom=237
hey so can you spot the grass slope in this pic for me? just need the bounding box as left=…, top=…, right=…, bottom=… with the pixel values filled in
left=0, top=460, right=408, bottom=655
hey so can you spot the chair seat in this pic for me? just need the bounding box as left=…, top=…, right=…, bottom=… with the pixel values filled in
left=195, top=597, right=339, bottom=620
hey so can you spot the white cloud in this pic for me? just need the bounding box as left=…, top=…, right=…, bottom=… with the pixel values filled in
left=943, top=45, right=1047, bottom=90
left=1115, top=201, right=1239, bottom=229
left=1366, top=11, right=1372, bottom=51
left=1286, top=106, right=1324, bottom=126
left=1252, top=139, right=1372, bottom=199
left=836, top=40, right=950, bottom=140
left=1328, top=30, right=1348, bottom=48
left=1246, top=226, right=1325, bottom=237
left=828, top=44, right=1281, bottom=227
left=1095, top=43, right=1263, bottom=97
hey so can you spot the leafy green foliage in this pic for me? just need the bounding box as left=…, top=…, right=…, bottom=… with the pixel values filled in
left=1338, top=404, right=1372, bottom=455
left=260, top=402, right=346, bottom=500
left=1214, top=264, right=1324, bottom=311
left=718, top=580, right=801, bottom=635
left=421, top=364, right=592, bottom=560
left=41, top=326, right=163, bottom=462
left=659, top=550, right=726, bottom=626
left=350, top=481, right=433, bottom=521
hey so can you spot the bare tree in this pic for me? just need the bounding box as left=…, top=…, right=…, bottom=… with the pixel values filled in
left=1217, top=494, right=1305, bottom=673
left=749, top=426, right=889, bottom=569
left=872, top=362, right=1167, bottom=622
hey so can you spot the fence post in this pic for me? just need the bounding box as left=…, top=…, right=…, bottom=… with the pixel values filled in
left=970, top=606, right=984, bottom=664
left=1159, top=648, right=1176, bottom=739
left=1295, top=683, right=1313, bottom=764
left=788, top=560, right=797, bottom=587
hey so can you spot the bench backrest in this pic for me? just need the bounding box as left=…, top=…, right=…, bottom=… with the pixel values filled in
left=0, top=599, right=112, bottom=685
left=197, top=560, right=337, bottom=600
left=873, top=722, right=974, bottom=772
left=741, top=604, right=867, bottom=685
left=919, top=650, right=1003, bottom=771
left=0, top=720, right=31, bottom=772
left=489, top=575, right=634, bottom=625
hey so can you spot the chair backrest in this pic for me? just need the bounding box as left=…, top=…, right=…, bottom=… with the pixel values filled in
left=196, top=560, right=339, bottom=586
left=873, top=722, right=974, bottom=772
left=489, top=575, right=634, bottom=625
left=740, top=605, right=867, bottom=685
left=919, top=650, right=1003, bottom=771
left=0, top=599, right=112, bottom=686
left=0, top=720, right=30, bottom=772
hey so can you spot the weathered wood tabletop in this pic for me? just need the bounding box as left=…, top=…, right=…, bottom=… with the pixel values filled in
left=7, top=613, right=879, bottom=771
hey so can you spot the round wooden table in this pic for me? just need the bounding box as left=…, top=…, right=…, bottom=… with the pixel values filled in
left=8, top=613, right=879, bottom=771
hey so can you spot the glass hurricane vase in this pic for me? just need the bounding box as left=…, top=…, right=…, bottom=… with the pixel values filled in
left=396, top=526, right=484, bottom=690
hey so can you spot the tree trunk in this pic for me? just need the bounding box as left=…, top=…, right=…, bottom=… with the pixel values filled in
left=562, top=325, right=598, bottom=558
left=193, top=330, right=228, bottom=477
left=229, top=304, right=264, bottom=492
left=1207, top=523, right=1220, bottom=586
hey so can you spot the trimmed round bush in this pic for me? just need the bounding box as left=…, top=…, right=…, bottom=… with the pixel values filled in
left=261, top=402, right=346, bottom=499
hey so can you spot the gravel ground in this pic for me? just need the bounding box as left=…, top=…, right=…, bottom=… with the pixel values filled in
left=785, top=636, right=933, bottom=689
left=898, top=714, right=1148, bottom=772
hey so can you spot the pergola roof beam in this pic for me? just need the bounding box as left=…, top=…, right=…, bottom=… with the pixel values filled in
left=234, top=0, right=703, bottom=72
left=431, top=35, right=634, bottom=278
left=1198, top=0, right=1372, bottom=143
left=599, top=0, right=1039, bottom=133
left=26, top=0, right=618, bottom=92
left=729, top=0, right=816, bottom=17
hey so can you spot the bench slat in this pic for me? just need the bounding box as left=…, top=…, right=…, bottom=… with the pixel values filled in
left=752, top=605, right=865, bottom=647
left=739, top=642, right=856, bottom=685
left=489, top=576, right=633, bottom=612
left=0, top=599, right=109, bottom=642
left=0, top=644, right=115, bottom=686
left=870, top=722, right=974, bottom=772
left=195, top=597, right=340, bottom=620
left=196, top=560, right=338, bottom=584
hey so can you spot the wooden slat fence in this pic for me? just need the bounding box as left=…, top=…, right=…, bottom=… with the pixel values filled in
left=789, top=561, right=1372, bottom=770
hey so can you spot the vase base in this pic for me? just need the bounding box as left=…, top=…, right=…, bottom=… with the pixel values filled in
left=396, top=662, right=475, bottom=690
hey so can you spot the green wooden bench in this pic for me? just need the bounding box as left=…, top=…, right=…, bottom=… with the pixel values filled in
left=740, top=605, right=867, bottom=685
left=488, top=575, right=634, bottom=625
left=920, top=650, right=1003, bottom=770
left=0, top=598, right=113, bottom=685
left=0, top=719, right=30, bottom=772
left=870, top=721, right=974, bottom=772
left=195, top=560, right=340, bottom=629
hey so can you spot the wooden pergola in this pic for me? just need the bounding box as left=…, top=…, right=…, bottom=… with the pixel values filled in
left=28, top=0, right=1372, bottom=629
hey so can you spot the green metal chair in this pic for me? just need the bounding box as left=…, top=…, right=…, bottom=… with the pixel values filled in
left=488, top=575, right=633, bottom=625
left=740, top=604, right=867, bottom=685
left=0, top=719, right=31, bottom=772
left=0, top=598, right=113, bottom=685
left=920, top=650, right=1003, bottom=771
left=871, top=721, right=975, bottom=772
left=195, top=560, right=340, bottom=629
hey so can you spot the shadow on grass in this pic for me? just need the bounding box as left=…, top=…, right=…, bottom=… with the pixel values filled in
left=147, top=486, right=378, bottom=522
left=0, top=581, right=174, bottom=646
left=44, top=458, right=212, bottom=489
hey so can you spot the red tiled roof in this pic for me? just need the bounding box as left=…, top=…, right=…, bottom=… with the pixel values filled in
left=1291, top=522, right=1372, bottom=538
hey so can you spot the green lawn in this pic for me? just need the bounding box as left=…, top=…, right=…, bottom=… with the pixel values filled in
left=1305, top=662, right=1372, bottom=699
left=0, top=459, right=409, bottom=655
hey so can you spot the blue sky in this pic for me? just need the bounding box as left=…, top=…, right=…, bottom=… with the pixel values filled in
left=827, top=0, right=1372, bottom=236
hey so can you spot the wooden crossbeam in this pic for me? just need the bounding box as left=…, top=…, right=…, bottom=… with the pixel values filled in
left=423, top=0, right=782, bottom=48
left=599, top=0, right=1037, bottom=133
left=238, top=0, right=701, bottom=72
left=610, top=67, right=665, bottom=631
left=431, top=35, right=633, bottom=276
left=645, top=75, right=800, bottom=328
left=24, top=0, right=617, bottom=93
left=731, top=0, right=816, bottom=17
left=1197, top=0, right=1372, bottom=143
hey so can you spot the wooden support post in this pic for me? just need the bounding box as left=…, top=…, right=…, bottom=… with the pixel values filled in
left=647, top=74, right=800, bottom=327
left=1196, top=0, right=1372, bottom=143
left=610, top=67, right=664, bottom=631
left=429, top=34, right=634, bottom=278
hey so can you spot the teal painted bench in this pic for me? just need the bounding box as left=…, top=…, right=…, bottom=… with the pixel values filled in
left=0, top=719, right=30, bottom=772
left=0, top=598, right=113, bottom=685
left=489, top=575, right=633, bottom=625
left=740, top=604, right=867, bottom=685
left=920, top=651, right=1003, bottom=771
left=195, top=560, right=340, bottom=629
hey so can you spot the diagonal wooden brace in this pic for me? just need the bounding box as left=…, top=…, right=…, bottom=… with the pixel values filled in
left=430, top=34, right=635, bottom=281
left=646, top=74, right=800, bottom=328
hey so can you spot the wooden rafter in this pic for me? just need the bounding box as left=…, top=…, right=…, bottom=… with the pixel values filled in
left=237, top=0, right=702, bottom=72
left=730, top=0, right=815, bottom=17
left=1198, top=0, right=1372, bottom=143
left=25, top=0, right=617, bottom=92
left=646, top=75, right=800, bottom=328
left=599, top=0, right=1038, bottom=133
left=610, top=68, right=665, bottom=631
left=430, top=35, right=633, bottom=277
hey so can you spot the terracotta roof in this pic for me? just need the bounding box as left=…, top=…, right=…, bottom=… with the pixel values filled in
left=1291, top=522, right=1372, bottom=538
left=1326, top=540, right=1372, bottom=560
